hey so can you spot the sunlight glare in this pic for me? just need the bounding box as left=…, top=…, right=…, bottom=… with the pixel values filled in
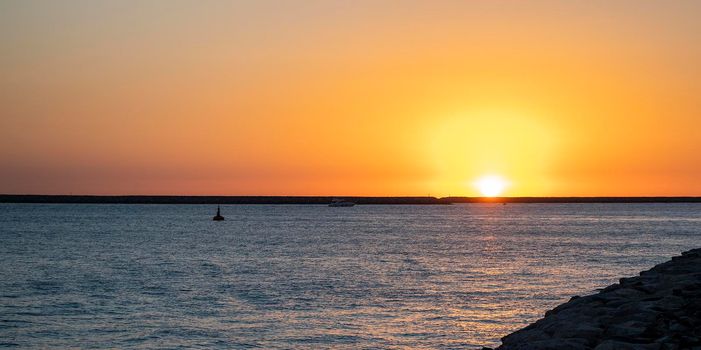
left=475, top=175, right=508, bottom=197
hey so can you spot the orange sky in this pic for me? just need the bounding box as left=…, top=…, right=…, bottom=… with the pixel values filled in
left=1, top=1, right=700, bottom=196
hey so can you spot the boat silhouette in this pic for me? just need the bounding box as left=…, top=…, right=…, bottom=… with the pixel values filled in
left=329, top=199, right=355, bottom=207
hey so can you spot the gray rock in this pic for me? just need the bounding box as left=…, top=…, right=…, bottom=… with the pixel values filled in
left=605, top=320, right=647, bottom=338
left=500, top=328, right=550, bottom=344
left=553, top=324, right=603, bottom=341
left=506, top=338, right=589, bottom=350
left=492, top=249, right=701, bottom=350
left=594, top=340, right=660, bottom=350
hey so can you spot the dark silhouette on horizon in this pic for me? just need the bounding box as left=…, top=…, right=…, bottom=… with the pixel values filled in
left=212, top=205, right=224, bottom=221
left=2, top=195, right=701, bottom=204
left=328, top=198, right=356, bottom=207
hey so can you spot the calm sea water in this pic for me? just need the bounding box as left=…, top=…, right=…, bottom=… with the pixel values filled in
left=1, top=203, right=699, bottom=349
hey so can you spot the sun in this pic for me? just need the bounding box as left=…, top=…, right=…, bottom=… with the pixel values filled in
left=475, top=175, right=508, bottom=197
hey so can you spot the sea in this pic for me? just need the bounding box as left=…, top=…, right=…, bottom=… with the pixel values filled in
left=1, top=203, right=699, bottom=349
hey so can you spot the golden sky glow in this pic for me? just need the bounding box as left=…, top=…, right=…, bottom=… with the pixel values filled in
left=1, top=1, right=701, bottom=196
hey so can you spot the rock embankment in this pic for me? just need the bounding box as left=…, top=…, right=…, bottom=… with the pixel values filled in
left=489, top=249, right=701, bottom=350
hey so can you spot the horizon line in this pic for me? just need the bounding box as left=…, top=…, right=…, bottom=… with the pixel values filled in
left=3, top=193, right=701, bottom=198
left=2, top=194, right=701, bottom=205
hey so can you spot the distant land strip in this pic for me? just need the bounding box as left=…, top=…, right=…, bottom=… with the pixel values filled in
left=2, top=195, right=701, bottom=204
left=0, top=195, right=448, bottom=205
left=446, top=196, right=701, bottom=203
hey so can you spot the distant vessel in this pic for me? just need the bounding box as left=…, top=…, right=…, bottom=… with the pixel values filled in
left=213, top=206, right=225, bottom=221
left=329, top=199, right=355, bottom=207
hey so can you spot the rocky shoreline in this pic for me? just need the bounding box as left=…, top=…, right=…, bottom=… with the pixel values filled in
left=484, top=249, right=701, bottom=350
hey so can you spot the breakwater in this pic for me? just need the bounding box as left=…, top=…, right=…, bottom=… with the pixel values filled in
left=487, top=249, right=701, bottom=350
left=3, top=195, right=701, bottom=204
left=0, top=195, right=450, bottom=205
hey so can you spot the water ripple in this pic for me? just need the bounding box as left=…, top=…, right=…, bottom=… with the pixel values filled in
left=0, top=203, right=699, bottom=348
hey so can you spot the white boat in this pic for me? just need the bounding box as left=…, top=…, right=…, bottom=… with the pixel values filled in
left=329, top=199, right=355, bottom=207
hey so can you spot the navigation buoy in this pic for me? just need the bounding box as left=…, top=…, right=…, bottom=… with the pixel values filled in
left=213, top=205, right=225, bottom=221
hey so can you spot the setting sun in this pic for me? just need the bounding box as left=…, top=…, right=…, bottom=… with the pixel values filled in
left=1, top=1, right=701, bottom=198
left=475, top=175, right=508, bottom=197
left=2, top=2, right=701, bottom=349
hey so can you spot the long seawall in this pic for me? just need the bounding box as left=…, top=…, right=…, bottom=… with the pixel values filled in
left=3, top=195, right=701, bottom=204
left=485, top=249, right=701, bottom=350
left=0, top=195, right=450, bottom=205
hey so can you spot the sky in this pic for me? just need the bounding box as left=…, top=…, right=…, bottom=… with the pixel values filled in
left=1, top=0, right=700, bottom=196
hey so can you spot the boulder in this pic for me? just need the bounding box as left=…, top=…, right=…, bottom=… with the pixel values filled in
left=490, top=249, right=701, bottom=350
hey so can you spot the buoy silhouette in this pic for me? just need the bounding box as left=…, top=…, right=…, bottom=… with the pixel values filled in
left=213, top=205, right=225, bottom=221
